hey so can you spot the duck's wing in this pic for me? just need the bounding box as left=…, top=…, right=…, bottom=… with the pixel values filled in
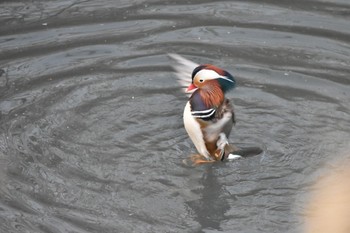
left=168, top=53, right=198, bottom=95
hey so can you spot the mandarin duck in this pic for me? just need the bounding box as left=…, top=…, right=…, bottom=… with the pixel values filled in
left=169, top=54, right=243, bottom=165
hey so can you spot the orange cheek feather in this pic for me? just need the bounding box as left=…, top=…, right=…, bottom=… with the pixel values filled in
left=199, top=80, right=224, bottom=108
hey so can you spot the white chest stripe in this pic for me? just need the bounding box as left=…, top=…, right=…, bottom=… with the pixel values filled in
left=191, top=108, right=216, bottom=118
left=191, top=108, right=215, bottom=114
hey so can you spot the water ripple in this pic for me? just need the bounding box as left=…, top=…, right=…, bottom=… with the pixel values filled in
left=1, top=0, right=350, bottom=232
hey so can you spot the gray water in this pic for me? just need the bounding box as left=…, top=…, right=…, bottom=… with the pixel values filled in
left=1, top=1, right=350, bottom=233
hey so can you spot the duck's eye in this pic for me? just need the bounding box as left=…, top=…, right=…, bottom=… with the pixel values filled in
left=199, top=79, right=204, bottom=83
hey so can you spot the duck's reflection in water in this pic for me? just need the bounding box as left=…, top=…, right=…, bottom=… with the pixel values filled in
left=186, top=165, right=231, bottom=232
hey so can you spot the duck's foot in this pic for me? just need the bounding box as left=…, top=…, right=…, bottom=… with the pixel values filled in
left=183, top=154, right=215, bottom=166
left=214, top=133, right=228, bottom=161
left=214, top=147, right=225, bottom=161
left=215, top=133, right=240, bottom=161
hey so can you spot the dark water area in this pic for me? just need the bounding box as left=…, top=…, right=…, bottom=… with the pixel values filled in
left=1, top=1, right=350, bottom=232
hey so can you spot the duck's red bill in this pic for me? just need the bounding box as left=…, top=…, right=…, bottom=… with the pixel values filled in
left=186, top=83, right=197, bottom=92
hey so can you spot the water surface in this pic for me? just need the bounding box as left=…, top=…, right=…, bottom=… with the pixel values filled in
left=1, top=1, right=350, bottom=232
